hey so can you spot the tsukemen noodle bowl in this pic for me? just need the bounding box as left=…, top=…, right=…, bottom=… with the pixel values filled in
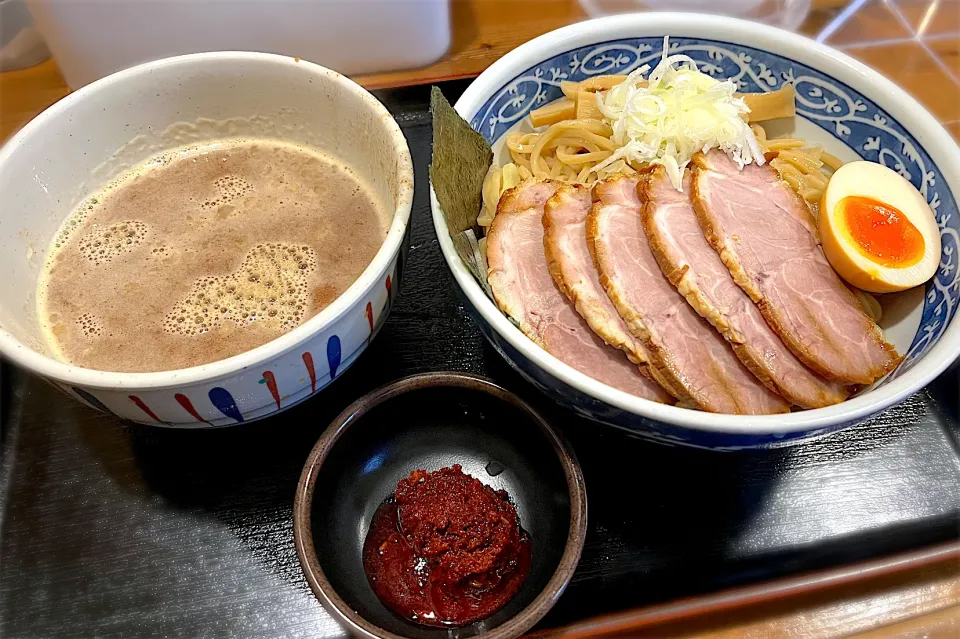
left=429, top=13, right=960, bottom=449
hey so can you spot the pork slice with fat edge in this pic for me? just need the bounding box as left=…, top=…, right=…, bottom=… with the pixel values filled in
left=642, top=166, right=847, bottom=408
left=691, top=150, right=899, bottom=385
left=486, top=179, right=671, bottom=402
left=588, top=174, right=790, bottom=414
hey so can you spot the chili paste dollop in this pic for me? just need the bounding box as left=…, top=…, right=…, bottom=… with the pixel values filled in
left=362, top=464, right=532, bottom=627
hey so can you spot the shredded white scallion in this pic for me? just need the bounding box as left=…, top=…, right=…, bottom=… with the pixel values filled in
left=593, top=37, right=765, bottom=189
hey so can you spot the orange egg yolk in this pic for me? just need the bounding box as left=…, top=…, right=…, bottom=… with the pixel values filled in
left=839, top=195, right=925, bottom=268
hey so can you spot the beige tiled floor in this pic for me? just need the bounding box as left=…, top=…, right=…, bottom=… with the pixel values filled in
left=822, top=0, right=960, bottom=128
left=895, top=0, right=960, bottom=36
left=842, top=42, right=960, bottom=119
left=826, top=0, right=914, bottom=43
left=926, top=37, right=960, bottom=78
left=846, top=42, right=960, bottom=121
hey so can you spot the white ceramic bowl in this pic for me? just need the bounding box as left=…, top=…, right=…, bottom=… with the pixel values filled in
left=0, top=52, right=413, bottom=427
left=430, top=13, right=960, bottom=449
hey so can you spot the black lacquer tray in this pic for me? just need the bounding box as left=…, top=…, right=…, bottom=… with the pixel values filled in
left=1, top=81, right=958, bottom=638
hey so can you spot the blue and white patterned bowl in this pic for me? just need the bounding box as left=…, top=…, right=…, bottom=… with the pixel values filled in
left=429, top=13, right=960, bottom=450
left=0, top=52, right=413, bottom=427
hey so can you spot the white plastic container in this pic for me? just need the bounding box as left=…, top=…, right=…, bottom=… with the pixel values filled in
left=0, top=0, right=49, bottom=70
left=26, top=0, right=451, bottom=89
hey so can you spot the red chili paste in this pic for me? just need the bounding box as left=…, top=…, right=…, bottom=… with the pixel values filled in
left=362, top=464, right=532, bottom=627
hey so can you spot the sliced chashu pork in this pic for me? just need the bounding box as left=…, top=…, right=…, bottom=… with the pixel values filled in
left=486, top=179, right=672, bottom=402
left=691, top=150, right=899, bottom=385
left=642, top=166, right=848, bottom=408
left=588, top=175, right=789, bottom=414
left=543, top=184, right=679, bottom=400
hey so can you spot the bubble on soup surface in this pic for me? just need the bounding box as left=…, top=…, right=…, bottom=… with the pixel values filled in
left=163, top=243, right=317, bottom=336
left=77, top=221, right=149, bottom=265
left=53, top=204, right=95, bottom=249
left=77, top=313, right=104, bottom=337
left=201, top=175, right=254, bottom=210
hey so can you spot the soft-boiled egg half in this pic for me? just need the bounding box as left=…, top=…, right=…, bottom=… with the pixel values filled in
left=820, top=161, right=940, bottom=293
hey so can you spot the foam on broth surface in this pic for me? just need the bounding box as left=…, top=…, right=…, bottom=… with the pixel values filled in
left=38, top=138, right=389, bottom=373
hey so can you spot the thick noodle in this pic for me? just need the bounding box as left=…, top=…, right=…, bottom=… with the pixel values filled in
left=503, top=117, right=624, bottom=185
left=752, top=123, right=839, bottom=212
left=481, top=78, right=847, bottom=239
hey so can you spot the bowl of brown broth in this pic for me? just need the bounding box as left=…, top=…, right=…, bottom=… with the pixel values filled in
left=0, top=52, right=413, bottom=426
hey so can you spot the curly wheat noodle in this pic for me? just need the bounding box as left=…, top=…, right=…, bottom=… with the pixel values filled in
left=480, top=113, right=845, bottom=224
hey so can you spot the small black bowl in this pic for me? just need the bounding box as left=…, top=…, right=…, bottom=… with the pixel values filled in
left=293, top=372, right=587, bottom=639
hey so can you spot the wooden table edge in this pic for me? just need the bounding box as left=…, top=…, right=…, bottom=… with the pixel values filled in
left=527, top=540, right=960, bottom=638
left=356, top=70, right=480, bottom=92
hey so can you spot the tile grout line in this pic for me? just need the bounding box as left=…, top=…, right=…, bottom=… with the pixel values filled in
left=923, top=31, right=960, bottom=43
left=816, top=0, right=871, bottom=43
left=816, top=0, right=959, bottom=51
left=919, top=40, right=960, bottom=88
left=837, top=37, right=915, bottom=50
left=884, top=0, right=960, bottom=89
left=837, top=31, right=960, bottom=50
left=915, top=0, right=940, bottom=36
left=884, top=0, right=918, bottom=35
